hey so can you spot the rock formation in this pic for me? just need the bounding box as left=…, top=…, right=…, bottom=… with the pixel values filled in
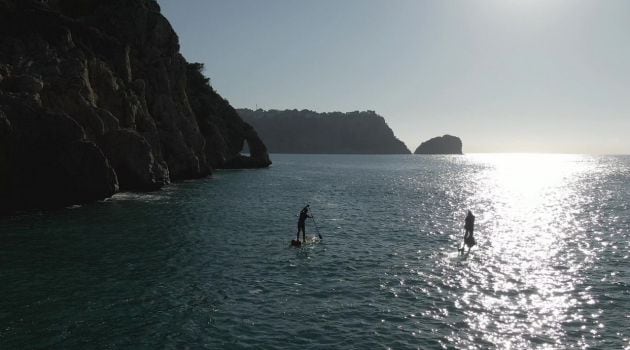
left=238, top=109, right=410, bottom=154
left=0, top=0, right=270, bottom=213
left=414, top=135, right=463, bottom=155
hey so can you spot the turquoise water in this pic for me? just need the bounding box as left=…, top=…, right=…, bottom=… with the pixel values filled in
left=1, top=154, right=629, bottom=349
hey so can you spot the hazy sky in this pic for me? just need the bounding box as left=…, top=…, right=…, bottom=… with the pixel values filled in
left=160, top=0, right=630, bottom=154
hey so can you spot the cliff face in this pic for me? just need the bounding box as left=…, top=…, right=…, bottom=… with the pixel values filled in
left=238, top=109, right=410, bottom=154
left=0, top=0, right=270, bottom=213
left=414, top=135, right=463, bottom=155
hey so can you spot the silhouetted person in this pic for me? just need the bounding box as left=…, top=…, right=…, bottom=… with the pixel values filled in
left=296, top=205, right=312, bottom=243
left=460, top=210, right=476, bottom=255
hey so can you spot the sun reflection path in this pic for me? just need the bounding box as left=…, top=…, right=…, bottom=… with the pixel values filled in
left=452, top=154, right=602, bottom=349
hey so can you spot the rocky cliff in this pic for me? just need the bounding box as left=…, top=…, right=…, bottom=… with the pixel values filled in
left=414, top=135, right=463, bottom=155
left=238, top=109, right=410, bottom=154
left=0, top=0, right=270, bottom=213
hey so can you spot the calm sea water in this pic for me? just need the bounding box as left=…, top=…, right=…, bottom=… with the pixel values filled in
left=1, top=154, right=629, bottom=349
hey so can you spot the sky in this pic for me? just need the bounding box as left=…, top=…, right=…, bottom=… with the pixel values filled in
left=160, top=0, right=630, bottom=154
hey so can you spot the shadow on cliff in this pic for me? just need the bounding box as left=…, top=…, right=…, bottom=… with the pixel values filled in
left=0, top=0, right=270, bottom=214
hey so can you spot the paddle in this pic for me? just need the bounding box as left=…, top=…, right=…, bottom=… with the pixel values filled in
left=310, top=213, right=322, bottom=240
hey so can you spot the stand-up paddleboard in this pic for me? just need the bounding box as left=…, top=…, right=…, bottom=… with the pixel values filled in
left=290, top=236, right=321, bottom=248
left=457, top=238, right=477, bottom=256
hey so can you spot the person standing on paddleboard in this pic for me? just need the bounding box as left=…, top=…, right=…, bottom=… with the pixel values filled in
left=461, top=210, right=476, bottom=254
left=296, top=205, right=312, bottom=243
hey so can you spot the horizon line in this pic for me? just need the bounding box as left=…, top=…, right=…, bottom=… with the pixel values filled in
left=260, top=152, right=630, bottom=156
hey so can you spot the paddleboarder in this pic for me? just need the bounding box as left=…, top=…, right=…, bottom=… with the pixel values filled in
left=296, top=205, right=312, bottom=243
left=460, top=210, right=476, bottom=255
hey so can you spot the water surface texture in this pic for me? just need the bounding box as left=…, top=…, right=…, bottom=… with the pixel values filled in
left=2, top=154, right=629, bottom=349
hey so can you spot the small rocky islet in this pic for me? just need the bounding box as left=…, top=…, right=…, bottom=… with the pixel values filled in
left=414, top=135, right=463, bottom=155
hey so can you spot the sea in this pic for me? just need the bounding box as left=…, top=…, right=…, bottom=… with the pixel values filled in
left=1, top=154, right=629, bottom=349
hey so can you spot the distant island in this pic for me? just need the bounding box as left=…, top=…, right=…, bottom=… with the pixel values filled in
left=0, top=0, right=270, bottom=214
left=414, top=135, right=463, bottom=154
left=238, top=109, right=410, bottom=154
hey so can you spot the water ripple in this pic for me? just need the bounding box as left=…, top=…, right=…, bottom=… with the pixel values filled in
left=1, top=154, right=629, bottom=349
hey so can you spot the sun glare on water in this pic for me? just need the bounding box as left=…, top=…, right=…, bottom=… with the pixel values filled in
left=470, top=153, right=584, bottom=242
left=454, top=153, right=599, bottom=348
